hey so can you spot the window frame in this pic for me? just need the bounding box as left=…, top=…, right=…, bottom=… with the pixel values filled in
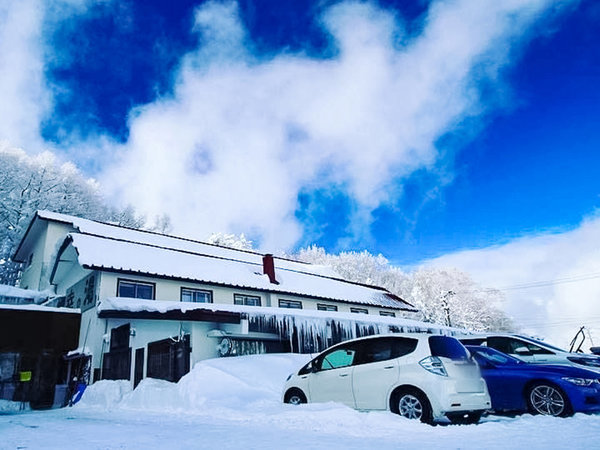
left=180, top=287, right=213, bottom=303
left=233, top=293, right=262, bottom=306
left=350, top=307, right=369, bottom=314
left=278, top=299, right=303, bottom=309
left=379, top=311, right=396, bottom=317
left=117, top=278, right=156, bottom=300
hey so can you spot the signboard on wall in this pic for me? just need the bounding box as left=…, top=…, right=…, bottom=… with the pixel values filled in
left=65, top=273, right=96, bottom=312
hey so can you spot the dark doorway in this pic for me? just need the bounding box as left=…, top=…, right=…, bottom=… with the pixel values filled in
left=102, top=324, right=132, bottom=380
left=147, top=335, right=190, bottom=383
left=134, top=348, right=144, bottom=388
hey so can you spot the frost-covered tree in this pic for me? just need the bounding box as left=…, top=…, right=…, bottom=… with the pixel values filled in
left=404, top=268, right=513, bottom=332
left=206, top=232, right=254, bottom=250
left=0, top=144, right=144, bottom=285
left=295, top=245, right=514, bottom=332
left=148, top=213, right=173, bottom=234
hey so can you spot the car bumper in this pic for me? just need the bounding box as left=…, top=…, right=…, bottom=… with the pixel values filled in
left=428, top=378, right=491, bottom=420
left=564, top=384, right=600, bottom=413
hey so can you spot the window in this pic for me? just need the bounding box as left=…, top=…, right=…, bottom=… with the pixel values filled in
left=358, top=337, right=418, bottom=364
left=317, top=303, right=338, bottom=311
left=234, top=294, right=261, bottom=306
left=350, top=307, right=368, bottom=314
left=181, top=288, right=213, bottom=303
left=379, top=311, right=396, bottom=317
left=318, top=347, right=356, bottom=371
left=279, top=299, right=302, bottom=309
left=117, top=279, right=155, bottom=300
left=488, top=337, right=553, bottom=356
left=429, top=336, right=469, bottom=360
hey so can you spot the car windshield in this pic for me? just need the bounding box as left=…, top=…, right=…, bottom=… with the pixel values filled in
left=429, top=336, right=469, bottom=360
left=515, top=335, right=567, bottom=353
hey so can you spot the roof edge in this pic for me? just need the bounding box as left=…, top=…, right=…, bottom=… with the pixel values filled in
left=84, top=265, right=417, bottom=311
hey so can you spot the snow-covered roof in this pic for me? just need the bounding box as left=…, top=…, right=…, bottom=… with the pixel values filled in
left=0, top=303, right=79, bottom=314
left=30, top=210, right=339, bottom=278
left=59, top=233, right=413, bottom=310
left=0, top=284, right=49, bottom=304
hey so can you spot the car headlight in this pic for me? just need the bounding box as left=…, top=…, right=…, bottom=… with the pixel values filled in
left=561, top=377, right=599, bottom=386
left=567, top=356, right=600, bottom=368
left=419, top=356, right=448, bottom=377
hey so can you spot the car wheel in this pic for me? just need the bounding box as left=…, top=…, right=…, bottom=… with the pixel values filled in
left=527, top=383, right=572, bottom=417
left=396, top=389, right=433, bottom=424
left=284, top=389, right=307, bottom=405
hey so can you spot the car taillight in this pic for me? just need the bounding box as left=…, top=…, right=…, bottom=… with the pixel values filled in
left=419, top=356, right=448, bottom=377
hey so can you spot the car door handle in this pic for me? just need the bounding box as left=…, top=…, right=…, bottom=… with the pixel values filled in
left=384, top=366, right=394, bottom=369
left=339, top=373, right=349, bottom=377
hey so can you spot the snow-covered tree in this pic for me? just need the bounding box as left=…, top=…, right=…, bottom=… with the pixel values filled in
left=295, top=246, right=514, bottom=332
left=0, top=143, right=144, bottom=285
left=148, top=213, right=173, bottom=234
left=206, top=232, right=254, bottom=250
left=403, top=268, right=513, bottom=332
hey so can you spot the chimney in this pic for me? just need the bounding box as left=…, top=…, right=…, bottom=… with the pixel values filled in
left=262, top=254, right=278, bottom=284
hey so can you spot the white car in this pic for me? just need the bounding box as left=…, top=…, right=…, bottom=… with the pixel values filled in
left=459, top=334, right=600, bottom=373
left=283, top=334, right=491, bottom=424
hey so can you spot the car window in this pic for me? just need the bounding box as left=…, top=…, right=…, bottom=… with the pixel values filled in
left=488, top=337, right=553, bottom=355
left=523, top=342, right=553, bottom=355
left=429, top=336, right=469, bottom=360
left=460, top=338, right=486, bottom=346
left=359, top=337, right=418, bottom=364
left=516, top=335, right=566, bottom=353
left=318, top=348, right=356, bottom=370
left=487, top=337, right=519, bottom=354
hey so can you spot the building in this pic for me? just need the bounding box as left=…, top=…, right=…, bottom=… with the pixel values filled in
left=8, top=211, right=447, bottom=389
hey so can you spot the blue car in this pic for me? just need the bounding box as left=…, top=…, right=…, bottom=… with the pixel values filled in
left=466, top=345, right=600, bottom=417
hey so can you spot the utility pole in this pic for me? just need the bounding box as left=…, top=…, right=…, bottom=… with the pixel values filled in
left=442, top=291, right=455, bottom=328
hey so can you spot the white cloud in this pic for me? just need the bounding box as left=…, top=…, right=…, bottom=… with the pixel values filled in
left=0, top=0, right=579, bottom=253
left=0, top=0, right=48, bottom=151
left=0, top=0, right=100, bottom=154
left=424, top=215, right=600, bottom=347
left=99, top=0, right=571, bottom=250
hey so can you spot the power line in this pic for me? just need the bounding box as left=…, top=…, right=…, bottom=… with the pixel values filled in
left=454, top=270, right=600, bottom=295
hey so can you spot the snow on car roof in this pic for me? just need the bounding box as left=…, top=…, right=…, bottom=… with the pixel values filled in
left=66, top=233, right=414, bottom=309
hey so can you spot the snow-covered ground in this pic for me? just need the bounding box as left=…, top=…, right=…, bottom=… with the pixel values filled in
left=1, top=354, right=599, bottom=449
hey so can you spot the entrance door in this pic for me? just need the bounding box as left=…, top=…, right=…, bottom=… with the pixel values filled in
left=134, top=348, right=144, bottom=388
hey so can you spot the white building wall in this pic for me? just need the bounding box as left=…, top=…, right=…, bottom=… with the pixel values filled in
left=18, top=221, right=75, bottom=291
left=96, top=271, right=404, bottom=316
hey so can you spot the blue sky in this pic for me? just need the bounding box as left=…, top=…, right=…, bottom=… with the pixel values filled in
left=1, top=0, right=599, bottom=265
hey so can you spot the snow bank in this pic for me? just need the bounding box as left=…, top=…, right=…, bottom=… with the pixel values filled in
left=0, top=399, right=30, bottom=414
left=78, top=354, right=311, bottom=414
left=77, top=380, right=132, bottom=410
